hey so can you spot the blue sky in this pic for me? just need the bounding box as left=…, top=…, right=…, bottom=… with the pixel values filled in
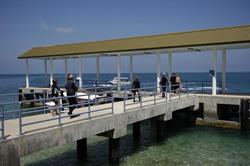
left=0, top=0, right=250, bottom=74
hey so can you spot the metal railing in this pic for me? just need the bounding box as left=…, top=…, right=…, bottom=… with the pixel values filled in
left=182, top=80, right=223, bottom=94
left=17, top=90, right=115, bottom=135
left=0, top=82, right=198, bottom=139
left=123, top=83, right=195, bottom=112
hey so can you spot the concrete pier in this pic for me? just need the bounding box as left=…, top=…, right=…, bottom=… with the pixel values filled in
left=197, top=94, right=250, bottom=129
left=1, top=93, right=250, bottom=165
left=0, top=94, right=198, bottom=166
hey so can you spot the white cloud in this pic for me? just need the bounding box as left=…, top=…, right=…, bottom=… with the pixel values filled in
left=40, top=22, right=49, bottom=30
left=55, top=26, right=74, bottom=33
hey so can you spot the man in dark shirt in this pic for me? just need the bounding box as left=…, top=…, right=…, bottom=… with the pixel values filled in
left=170, top=73, right=176, bottom=93
left=132, top=76, right=141, bottom=102
left=160, top=73, right=168, bottom=97
left=65, top=74, right=78, bottom=117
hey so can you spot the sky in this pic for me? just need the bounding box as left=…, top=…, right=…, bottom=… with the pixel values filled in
left=0, top=0, right=250, bottom=74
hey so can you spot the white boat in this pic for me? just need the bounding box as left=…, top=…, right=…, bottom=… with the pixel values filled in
left=76, top=92, right=101, bottom=101
left=109, top=77, right=130, bottom=86
left=63, top=92, right=101, bottom=101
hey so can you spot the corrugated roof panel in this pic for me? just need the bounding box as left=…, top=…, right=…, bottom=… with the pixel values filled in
left=19, top=25, right=250, bottom=59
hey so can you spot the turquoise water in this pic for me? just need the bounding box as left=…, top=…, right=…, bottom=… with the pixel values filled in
left=21, top=122, right=250, bottom=166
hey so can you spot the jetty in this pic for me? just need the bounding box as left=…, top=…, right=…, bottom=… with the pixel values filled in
left=1, top=25, right=250, bottom=166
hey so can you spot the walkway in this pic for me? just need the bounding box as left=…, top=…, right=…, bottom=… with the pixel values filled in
left=4, top=93, right=193, bottom=138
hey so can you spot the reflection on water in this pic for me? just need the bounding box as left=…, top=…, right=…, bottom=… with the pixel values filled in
left=21, top=114, right=250, bottom=166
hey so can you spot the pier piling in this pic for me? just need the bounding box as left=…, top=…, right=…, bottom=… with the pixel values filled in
left=155, top=120, right=165, bottom=141
left=240, top=99, right=250, bottom=130
left=77, top=138, right=87, bottom=160
left=133, top=122, right=140, bottom=139
left=109, top=138, right=120, bottom=164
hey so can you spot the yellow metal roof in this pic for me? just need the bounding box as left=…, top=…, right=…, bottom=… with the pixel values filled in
left=19, top=25, right=250, bottom=59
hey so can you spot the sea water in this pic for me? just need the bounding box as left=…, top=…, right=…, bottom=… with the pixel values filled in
left=0, top=73, right=250, bottom=166
left=0, top=72, right=250, bottom=94
left=20, top=123, right=250, bottom=166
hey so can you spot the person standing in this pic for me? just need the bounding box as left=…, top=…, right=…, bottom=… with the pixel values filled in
left=170, top=73, right=176, bottom=93
left=132, top=76, right=141, bottom=102
left=160, top=72, right=168, bottom=97
left=51, top=78, right=60, bottom=116
left=65, top=74, right=78, bottom=118
left=175, top=73, right=181, bottom=94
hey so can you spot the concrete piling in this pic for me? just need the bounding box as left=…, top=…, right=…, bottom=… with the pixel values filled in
left=240, top=99, right=250, bottom=130
left=155, top=120, right=165, bottom=141
left=109, top=138, right=120, bottom=164
left=133, top=122, right=140, bottom=139
left=77, top=138, right=87, bottom=160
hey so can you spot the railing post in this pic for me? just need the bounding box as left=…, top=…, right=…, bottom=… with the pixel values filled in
left=58, top=97, right=62, bottom=127
left=179, top=85, right=181, bottom=99
left=19, top=102, right=22, bottom=135
left=43, top=90, right=46, bottom=114
left=88, top=93, right=91, bottom=119
left=166, top=86, right=168, bottom=102
left=0, top=105, right=4, bottom=139
left=123, top=90, right=126, bottom=112
left=140, top=91, right=142, bottom=108
left=202, top=81, right=204, bottom=94
left=111, top=91, right=114, bottom=114
left=154, top=89, right=156, bottom=105
left=95, top=86, right=97, bottom=105
left=169, top=85, right=171, bottom=101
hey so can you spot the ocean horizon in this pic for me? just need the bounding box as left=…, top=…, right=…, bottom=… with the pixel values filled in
left=1, top=72, right=249, bottom=94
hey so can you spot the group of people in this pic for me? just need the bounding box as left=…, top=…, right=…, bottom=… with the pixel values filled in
left=50, top=73, right=181, bottom=117
left=160, top=72, right=181, bottom=97
left=50, top=73, right=78, bottom=118
left=131, top=72, right=182, bottom=101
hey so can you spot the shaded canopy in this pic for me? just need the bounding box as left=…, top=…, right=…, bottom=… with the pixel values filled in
left=19, top=25, right=250, bottom=59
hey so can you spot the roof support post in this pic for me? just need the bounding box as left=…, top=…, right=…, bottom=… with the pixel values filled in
left=168, top=51, right=172, bottom=87
left=44, top=59, right=48, bottom=86
left=117, top=54, right=121, bottom=92
left=64, top=58, right=68, bottom=82
left=222, top=49, right=226, bottom=93
left=49, top=58, right=54, bottom=86
left=212, top=48, right=217, bottom=95
left=96, top=56, right=100, bottom=86
left=168, top=52, right=172, bottom=80
left=156, top=52, right=161, bottom=92
left=129, top=55, right=133, bottom=86
left=25, top=59, right=30, bottom=88
left=78, top=56, right=83, bottom=88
